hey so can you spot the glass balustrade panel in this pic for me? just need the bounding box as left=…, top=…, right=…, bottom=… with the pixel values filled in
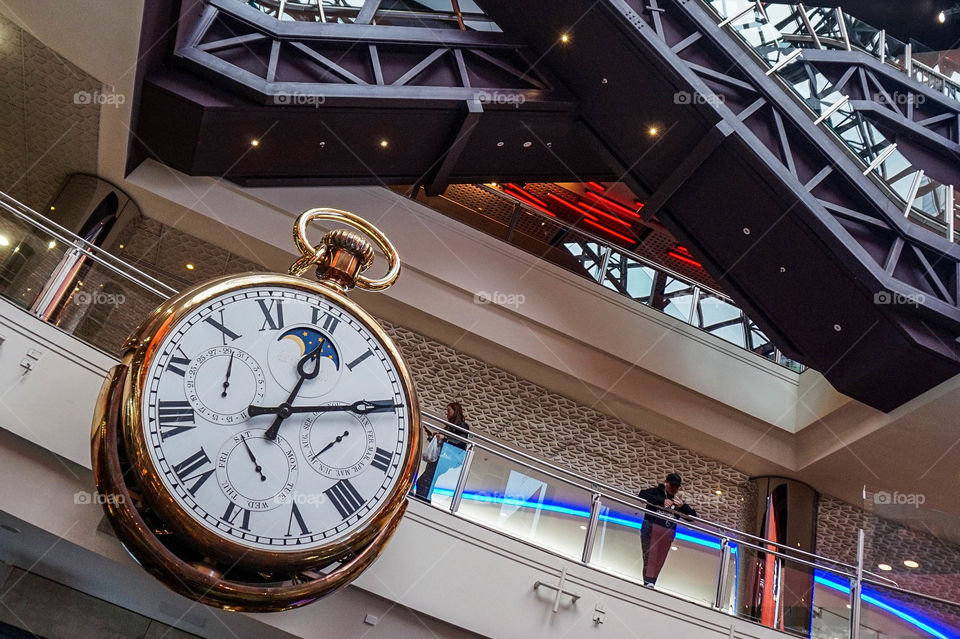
left=456, top=449, right=592, bottom=560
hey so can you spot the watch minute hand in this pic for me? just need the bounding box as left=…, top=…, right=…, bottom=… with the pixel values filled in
left=249, top=400, right=401, bottom=417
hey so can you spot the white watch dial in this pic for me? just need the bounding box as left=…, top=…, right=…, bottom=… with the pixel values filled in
left=142, top=286, right=409, bottom=551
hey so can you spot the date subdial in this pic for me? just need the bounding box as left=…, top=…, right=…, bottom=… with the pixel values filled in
left=216, top=429, right=298, bottom=512
left=185, top=346, right=266, bottom=424
left=300, top=404, right=377, bottom=480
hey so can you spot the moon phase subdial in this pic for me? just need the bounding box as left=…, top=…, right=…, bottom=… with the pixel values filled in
left=185, top=346, right=266, bottom=424
left=216, top=429, right=298, bottom=511
left=300, top=404, right=377, bottom=480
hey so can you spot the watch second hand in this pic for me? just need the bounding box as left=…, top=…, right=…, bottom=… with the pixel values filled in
left=221, top=351, right=235, bottom=398
left=240, top=434, right=266, bottom=482
left=312, top=430, right=349, bottom=460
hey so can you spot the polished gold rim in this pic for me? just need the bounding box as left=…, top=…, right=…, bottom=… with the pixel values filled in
left=118, top=272, right=420, bottom=572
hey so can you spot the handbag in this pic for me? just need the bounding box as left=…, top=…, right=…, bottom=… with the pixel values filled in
left=422, top=436, right=440, bottom=463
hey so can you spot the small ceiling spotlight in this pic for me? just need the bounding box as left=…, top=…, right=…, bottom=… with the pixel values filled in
left=938, top=5, right=960, bottom=22
left=47, top=240, right=57, bottom=250
left=648, top=126, right=659, bottom=136
left=903, top=560, right=920, bottom=568
left=878, top=563, right=893, bottom=571
left=560, top=33, right=571, bottom=44
left=522, top=141, right=533, bottom=148
left=185, top=263, right=195, bottom=271
left=379, top=139, right=389, bottom=149
left=250, top=139, right=260, bottom=147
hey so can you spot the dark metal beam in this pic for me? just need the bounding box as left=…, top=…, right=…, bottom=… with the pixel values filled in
left=424, top=100, right=484, bottom=196
left=355, top=0, right=382, bottom=25
left=640, top=122, right=732, bottom=221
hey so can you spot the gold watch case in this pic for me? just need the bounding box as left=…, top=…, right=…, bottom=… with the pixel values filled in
left=91, top=211, right=421, bottom=611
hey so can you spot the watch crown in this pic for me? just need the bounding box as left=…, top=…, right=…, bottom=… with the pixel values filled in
left=315, top=229, right=375, bottom=291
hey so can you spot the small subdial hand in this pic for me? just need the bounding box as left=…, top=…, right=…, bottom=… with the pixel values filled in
left=241, top=433, right=267, bottom=482
left=249, top=399, right=401, bottom=417
left=312, top=430, right=350, bottom=460
left=264, top=344, right=324, bottom=441
left=221, top=351, right=235, bottom=398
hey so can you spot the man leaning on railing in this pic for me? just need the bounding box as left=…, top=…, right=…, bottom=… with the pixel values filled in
left=638, top=473, right=697, bottom=588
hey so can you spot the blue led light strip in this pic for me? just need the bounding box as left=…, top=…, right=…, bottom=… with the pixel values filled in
left=814, top=572, right=954, bottom=639
left=430, top=488, right=956, bottom=637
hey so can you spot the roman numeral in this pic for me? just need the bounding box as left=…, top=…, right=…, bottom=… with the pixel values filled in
left=222, top=502, right=251, bottom=532
left=166, top=346, right=191, bottom=377
left=346, top=349, right=374, bottom=371
left=203, top=310, right=241, bottom=345
left=256, top=299, right=284, bottom=331
left=325, top=480, right=364, bottom=519
left=172, top=448, right=215, bottom=495
left=311, top=306, right=339, bottom=334
left=157, top=400, right=195, bottom=440
left=286, top=503, right=310, bottom=537
left=370, top=447, right=392, bottom=473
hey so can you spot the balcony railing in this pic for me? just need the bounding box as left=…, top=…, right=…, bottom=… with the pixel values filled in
left=1, top=190, right=957, bottom=637
left=702, top=1, right=960, bottom=243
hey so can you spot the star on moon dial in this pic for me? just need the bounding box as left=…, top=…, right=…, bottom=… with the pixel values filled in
left=142, top=286, right=409, bottom=551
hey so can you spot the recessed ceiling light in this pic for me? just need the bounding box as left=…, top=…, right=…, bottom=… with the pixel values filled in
left=714, top=489, right=723, bottom=495
left=648, top=126, right=659, bottom=136
left=938, top=10, right=946, bottom=23
left=579, top=525, right=587, bottom=530
left=903, top=560, right=920, bottom=568
left=47, top=240, right=57, bottom=249
left=523, top=141, right=533, bottom=148
left=118, top=244, right=124, bottom=249
left=560, top=33, right=570, bottom=44
left=0, top=236, right=8, bottom=246
left=250, top=139, right=260, bottom=147
left=878, top=563, right=893, bottom=571
left=671, top=546, right=678, bottom=551
left=496, top=141, right=504, bottom=147
left=379, top=139, right=389, bottom=148
left=185, top=263, right=195, bottom=271
left=49, top=206, right=55, bottom=211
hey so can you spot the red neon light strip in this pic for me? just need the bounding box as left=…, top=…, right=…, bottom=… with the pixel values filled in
left=545, top=192, right=598, bottom=220
left=576, top=202, right=633, bottom=228
left=504, top=187, right=556, bottom=217
left=505, top=184, right=550, bottom=208
left=584, top=190, right=642, bottom=219
left=583, top=219, right=635, bottom=243
left=667, top=251, right=703, bottom=268
left=586, top=181, right=607, bottom=192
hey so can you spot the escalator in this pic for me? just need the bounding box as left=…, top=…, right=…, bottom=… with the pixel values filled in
left=474, top=0, right=960, bottom=411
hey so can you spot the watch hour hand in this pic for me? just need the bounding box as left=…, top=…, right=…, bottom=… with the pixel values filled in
left=263, top=344, right=324, bottom=441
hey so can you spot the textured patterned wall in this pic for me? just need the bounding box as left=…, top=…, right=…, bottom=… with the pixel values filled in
left=378, top=319, right=753, bottom=530
left=818, top=495, right=960, bottom=603
left=0, top=13, right=100, bottom=211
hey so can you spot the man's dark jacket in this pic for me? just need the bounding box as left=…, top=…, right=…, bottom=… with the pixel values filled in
left=638, top=483, right=697, bottom=534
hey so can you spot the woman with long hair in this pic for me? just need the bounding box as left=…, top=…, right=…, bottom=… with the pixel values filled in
left=414, top=401, right=470, bottom=501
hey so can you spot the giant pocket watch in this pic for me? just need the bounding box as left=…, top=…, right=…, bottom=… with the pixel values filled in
left=91, top=210, right=420, bottom=611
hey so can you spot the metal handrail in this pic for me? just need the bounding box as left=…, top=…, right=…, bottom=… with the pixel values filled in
left=0, top=193, right=178, bottom=298
left=422, top=411, right=874, bottom=576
